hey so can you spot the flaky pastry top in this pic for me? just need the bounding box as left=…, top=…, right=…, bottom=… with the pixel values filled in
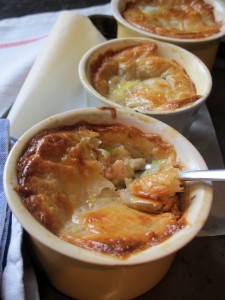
left=123, top=0, right=222, bottom=39
left=15, top=122, right=186, bottom=258
left=91, top=42, right=201, bottom=112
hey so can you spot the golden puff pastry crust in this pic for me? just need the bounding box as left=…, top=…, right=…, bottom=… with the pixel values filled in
left=91, top=43, right=201, bottom=112
left=15, top=122, right=186, bottom=258
left=123, top=0, right=222, bottom=39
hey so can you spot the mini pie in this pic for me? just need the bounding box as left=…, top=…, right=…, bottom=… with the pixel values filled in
left=15, top=122, right=186, bottom=258
left=123, top=0, right=222, bottom=39
left=91, top=42, right=201, bottom=112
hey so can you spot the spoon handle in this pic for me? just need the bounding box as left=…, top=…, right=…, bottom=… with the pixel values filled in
left=179, top=169, right=225, bottom=181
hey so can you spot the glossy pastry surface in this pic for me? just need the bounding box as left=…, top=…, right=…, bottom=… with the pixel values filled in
left=91, top=42, right=201, bottom=111
left=15, top=122, right=186, bottom=258
left=123, top=0, right=222, bottom=39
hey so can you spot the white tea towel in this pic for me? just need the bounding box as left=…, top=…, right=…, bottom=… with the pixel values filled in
left=1, top=216, right=24, bottom=300
left=7, top=12, right=106, bottom=136
left=0, top=3, right=111, bottom=118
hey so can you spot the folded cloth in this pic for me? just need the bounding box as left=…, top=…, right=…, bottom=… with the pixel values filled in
left=1, top=216, right=24, bottom=300
left=0, top=3, right=111, bottom=118
left=0, top=119, right=10, bottom=291
left=7, top=11, right=106, bottom=137
left=0, top=123, right=39, bottom=300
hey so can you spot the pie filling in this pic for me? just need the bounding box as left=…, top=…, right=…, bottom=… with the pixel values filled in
left=15, top=122, right=186, bottom=258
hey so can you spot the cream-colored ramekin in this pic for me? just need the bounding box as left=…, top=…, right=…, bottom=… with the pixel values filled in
left=111, top=0, right=225, bottom=70
left=4, top=107, right=213, bottom=300
left=78, top=37, right=212, bottom=135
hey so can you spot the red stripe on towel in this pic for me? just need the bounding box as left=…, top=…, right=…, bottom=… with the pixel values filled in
left=0, top=34, right=48, bottom=48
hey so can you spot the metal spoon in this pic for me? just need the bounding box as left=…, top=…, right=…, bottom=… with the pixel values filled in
left=178, top=169, right=225, bottom=181
left=144, top=165, right=225, bottom=181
